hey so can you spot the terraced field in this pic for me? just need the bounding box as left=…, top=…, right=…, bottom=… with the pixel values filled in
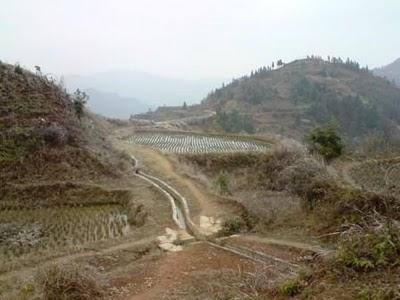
left=349, top=157, right=400, bottom=193
left=0, top=204, right=129, bottom=262
left=127, top=132, right=268, bottom=153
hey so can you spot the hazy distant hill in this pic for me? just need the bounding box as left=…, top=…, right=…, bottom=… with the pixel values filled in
left=374, top=58, right=400, bottom=86
left=201, top=57, right=400, bottom=142
left=84, top=88, right=150, bottom=119
left=65, top=70, right=224, bottom=108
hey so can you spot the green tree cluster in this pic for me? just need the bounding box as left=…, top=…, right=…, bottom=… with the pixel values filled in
left=216, top=108, right=255, bottom=134
left=308, top=124, right=343, bottom=161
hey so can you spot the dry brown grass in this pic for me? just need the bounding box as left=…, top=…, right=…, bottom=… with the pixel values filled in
left=35, top=263, right=106, bottom=300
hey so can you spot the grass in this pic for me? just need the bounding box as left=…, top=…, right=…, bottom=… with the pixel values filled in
left=36, top=263, right=106, bottom=300
left=349, top=157, right=400, bottom=194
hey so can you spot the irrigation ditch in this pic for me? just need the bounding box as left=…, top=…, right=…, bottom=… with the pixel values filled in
left=130, top=154, right=303, bottom=272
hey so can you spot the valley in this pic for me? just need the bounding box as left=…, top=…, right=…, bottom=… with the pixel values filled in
left=1, top=57, right=400, bottom=299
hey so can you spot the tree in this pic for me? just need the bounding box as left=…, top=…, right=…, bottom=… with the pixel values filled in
left=277, top=59, right=284, bottom=67
left=216, top=108, right=255, bottom=134
left=307, top=123, right=343, bottom=161
left=72, top=89, right=88, bottom=120
left=14, top=64, right=23, bottom=75
left=182, top=101, right=187, bottom=110
left=34, top=65, right=42, bottom=75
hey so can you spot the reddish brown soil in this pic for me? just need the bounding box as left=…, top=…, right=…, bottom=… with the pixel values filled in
left=113, top=242, right=256, bottom=300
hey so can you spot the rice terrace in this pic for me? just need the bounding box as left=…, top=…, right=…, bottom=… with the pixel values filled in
left=126, top=131, right=269, bottom=153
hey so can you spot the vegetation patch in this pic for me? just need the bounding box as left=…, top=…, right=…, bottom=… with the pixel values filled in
left=220, top=216, right=247, bottom=236
left=36, top=263, right=106, bottom=300
left=336, top=221, right=400, bottom=271
left=349, top=157, right=400, bottom=194
left=307, top=123, right=344, bottom=161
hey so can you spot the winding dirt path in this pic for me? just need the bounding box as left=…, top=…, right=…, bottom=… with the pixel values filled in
left=120, top=143, right=216, bottom=218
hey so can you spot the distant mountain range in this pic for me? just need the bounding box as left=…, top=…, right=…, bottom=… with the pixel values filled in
left=374, top=58, right=400, bottom=85
left=65, top=70, right=224, bottom=118
left=84, top=88, right=150, bottom=119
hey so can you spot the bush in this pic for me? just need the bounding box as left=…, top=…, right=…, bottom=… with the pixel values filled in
left=307, top=123, right=343, bottom=161
left=72, top=89, right=88, bottom=120
left=214, top=171, right=230, bottom=194
left=279, top=279, right=302, bottom=297
left=337, top=222, right=400, bottom=271
left=220, top=216, right=247, bottom=235
left=14, top=64, right=23, bottom=75
left=36, top=263, right=105, bottom=300
left=42, top=124, right=69, bottom=146
left=127, top=203, right=147, bottom=226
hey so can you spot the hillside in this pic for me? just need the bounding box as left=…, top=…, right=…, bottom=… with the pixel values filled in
left=201, top=57, right=400, bottom=144
left=0, top=63, right=126, bottom=186
left=374, top=57, right=400, bottom=86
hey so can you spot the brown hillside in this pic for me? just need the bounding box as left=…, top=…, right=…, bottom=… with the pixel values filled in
left=0, top=62, right=125, bottom=186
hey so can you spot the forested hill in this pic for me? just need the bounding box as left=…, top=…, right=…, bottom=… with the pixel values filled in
left=202, top=57, right=400, bottom=143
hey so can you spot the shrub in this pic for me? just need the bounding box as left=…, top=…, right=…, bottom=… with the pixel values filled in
left=337, top=221, right=400, bottom=271
left=42, top=124, right=69, bottom=146
left=279, top=279, right=302, bottom=297
left=214, top=171, right=230, bottom=194
left=72, top=89, right=88, bottom=120
left=36, top=263, right=105, bottom=300
left=220, top=216, right=247, bottom=235
left=307, top=123, right=343, bottom=161
left=14, top=64, right=23, bottom=75
left=127, top=203, right=147, bottom=226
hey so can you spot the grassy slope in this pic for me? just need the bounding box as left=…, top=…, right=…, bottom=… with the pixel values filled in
left=179, top=147, right=400, bottom=298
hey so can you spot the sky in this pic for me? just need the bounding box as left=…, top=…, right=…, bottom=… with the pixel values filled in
left=1, top=0, right=399, bottom=79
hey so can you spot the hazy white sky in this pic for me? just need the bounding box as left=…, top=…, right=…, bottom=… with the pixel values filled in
left=1, top=0, right=399, bottom=79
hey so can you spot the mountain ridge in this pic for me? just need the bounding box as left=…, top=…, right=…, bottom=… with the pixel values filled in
left=374, top=57, right=400, bottom=85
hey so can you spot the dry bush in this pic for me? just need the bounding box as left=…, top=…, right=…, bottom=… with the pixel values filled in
left=127, top=202, right=148, bottom=226
left=36, top=263, right=106, bottom=300
left=220, top=216, right=247, bottom=236
left=42, top=123, right=69, bottom=146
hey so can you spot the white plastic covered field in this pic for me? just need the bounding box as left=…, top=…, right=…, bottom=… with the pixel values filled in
left=127, top=132, right=267, bottom=153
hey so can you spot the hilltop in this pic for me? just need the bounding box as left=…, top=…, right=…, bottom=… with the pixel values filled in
left=200, top=57, right=400, bottom=144
left=374, top=57, right=400, bottom=86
